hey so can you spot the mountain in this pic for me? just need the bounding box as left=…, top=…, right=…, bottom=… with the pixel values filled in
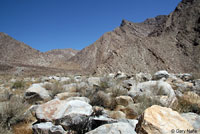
left=0, top=33, right=79, bottom=75
left=68, top=0, right=200, bottom=75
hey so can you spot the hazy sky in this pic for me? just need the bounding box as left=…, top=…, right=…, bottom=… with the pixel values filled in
left=0, top=0, right=181, bottom=52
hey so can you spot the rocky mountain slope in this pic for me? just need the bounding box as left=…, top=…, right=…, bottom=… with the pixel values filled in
left=69, top=0, right=200, bottom=75
left=0, top=33, right=79, bottom=74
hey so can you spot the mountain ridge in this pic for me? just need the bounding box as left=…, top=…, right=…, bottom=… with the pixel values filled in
left=0, top=0, right=199, bottom=75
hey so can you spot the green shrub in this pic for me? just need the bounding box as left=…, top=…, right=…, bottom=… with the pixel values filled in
left=12, top=81, right=24, bottom=89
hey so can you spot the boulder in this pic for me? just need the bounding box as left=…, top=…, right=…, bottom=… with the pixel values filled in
left=66, top=97, right=90, bottom=103
left=115, top=96, right=133, bottom=106
left=181, top=112, right=200, bottom=131
left=129, top=81, right=176, bottom=107
left=106, top=110, right=126, bottom=119
left=60, top=77, right=71, bottom=83
left=152, top=70, right=169, bottom=80
left=136, top=105, right=193, bottom=134
left=86, top=122, right=137, bottom=134
left=135, top=72, right=152, bottom=82
left=59, top=115, right=116, bottom=134
left=54, top=92, right=80, bottom=100
left=88, top=77, right=101, bottom=86
left=36, top=99, right=93, bottom=122
left=32, top=122, right=65, bottom=134
left=193, top=79, right=200, bottom=94
left=114, top=71, right=127, bottom=79
left=62, top=83, right=77, bottom=92
left=25, top=84, right=50, bottom=101
left=177, top=73, right=193, bottom=81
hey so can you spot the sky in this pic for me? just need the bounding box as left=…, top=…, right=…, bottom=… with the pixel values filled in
left=0, top=0, right=181, bottom=52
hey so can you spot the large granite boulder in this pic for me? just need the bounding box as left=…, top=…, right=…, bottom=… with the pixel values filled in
left=136, top=105, right=193, bottom=134
left=36, top=99, right=93, bottom=122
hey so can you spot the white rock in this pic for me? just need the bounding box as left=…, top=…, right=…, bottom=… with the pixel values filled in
left=181, top=112, right=200, bottom=131
left=36, top=99, right=93, bottom=122
left=66, top=96, right=90, bottom=103
left=60, top=77, right=70, bottom=82
left=88, top=77, right=101, bottom=86
left=25, top=84, right=50, bottom=100
left=86, top=122, right=137, bottom=134
left=32, top=122, right=65, bottom=134
left=153, top=70, right=169, bottom=80
left=62, top=83, right=77, bottom=92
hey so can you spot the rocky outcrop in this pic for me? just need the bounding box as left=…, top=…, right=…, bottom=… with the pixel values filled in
left=135, top=105, right=193, bottom=134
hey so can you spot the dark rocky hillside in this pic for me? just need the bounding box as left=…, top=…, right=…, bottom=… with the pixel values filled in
left=68, top=0, right=200, bottom=75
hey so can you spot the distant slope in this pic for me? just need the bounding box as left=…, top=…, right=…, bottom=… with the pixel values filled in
left=68, top=0, right=200, bottom=74
left=0, top=33, right=80, bottom=74
left=0, top=32, right=45, bottom=65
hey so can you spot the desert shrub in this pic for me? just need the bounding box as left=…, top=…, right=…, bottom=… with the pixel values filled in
left=0, top=123, right=12, bottom=134
left=133, top=95, right=164, bottom=115
left=175, top=93, right=200, bottom=114
left=0, top=95, right=29, bottom=130
left=43, top=82, right=65, bottom=98
left=111, top=86, right=128, bottom=98
left=0, top=90, right=12, bottom=101
left=89, top=90, right=117, bottom=110
left=12, top=81, right=25, bottom=89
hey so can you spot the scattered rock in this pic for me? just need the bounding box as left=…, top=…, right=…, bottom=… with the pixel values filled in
left=115, top=96, right=133, bottom=106
left=181, top=112, right=200, bottom=131
left=152, top=70, right=169, bottom=80
left=62, top=83, right=77, bottom=92
left=114, top=71, right=127, bottom=79
left=60, top=77, right=71, bottom=83
left=25, top=84, right=51, bottom=101
left=86, top=122, right=137, bottom=134
left=54, top=92, right=80, bottom=100
left=136, top=105, right=193, bottom=134
left=32, top=122, right=65, bottom=134
left=88, top=77, right=101, bottom=86
left=177, top=73, right=193, bottom=81
left=66, top=96, right=90, bottom=103
left=106, top=110, right=126, bottom=119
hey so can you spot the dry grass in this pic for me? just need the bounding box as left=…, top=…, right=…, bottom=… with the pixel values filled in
left=12, top=121, right=33, bottom=134
left=0, top=95, right=29, bottom=130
